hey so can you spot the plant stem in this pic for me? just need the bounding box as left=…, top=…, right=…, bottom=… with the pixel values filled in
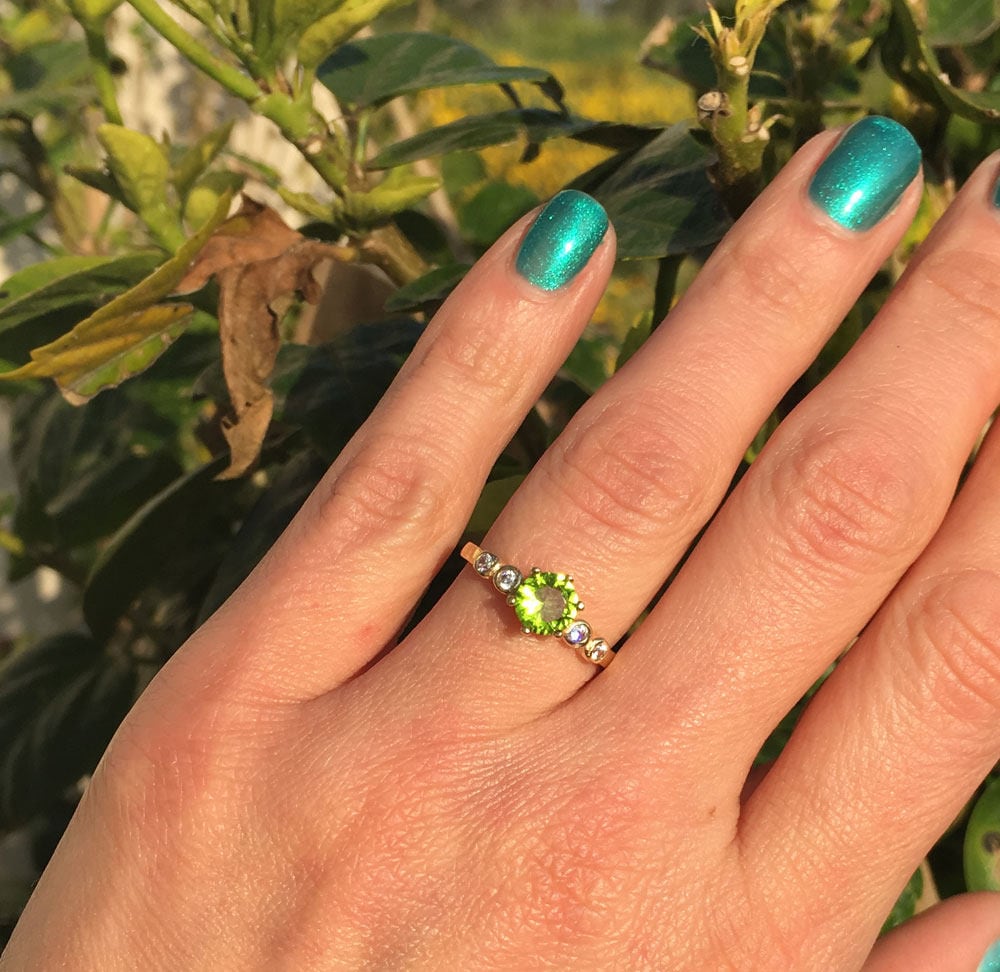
left=83, top=25, right=124, bottom=125
left=127, top=0, right=260, bottom=101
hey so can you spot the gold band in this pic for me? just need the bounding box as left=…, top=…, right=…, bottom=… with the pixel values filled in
left=461, top=542, right=613, bottom=668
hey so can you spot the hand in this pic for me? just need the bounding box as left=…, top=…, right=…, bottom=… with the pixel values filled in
left=6, top=117, right=1000, bottom=971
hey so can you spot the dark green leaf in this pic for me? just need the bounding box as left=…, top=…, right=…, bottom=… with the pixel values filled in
left=0, top=632, right=136, bottom=831
left=458, top=181, right=538, bottom=247
left=965, top=775, right=1000, bottom=890
left=369, top=109, right=593, bottom=169
left=317, top=32, right=562, bottom=110
left=926, top=0, right=1000, bottom=47
left=278, top=318, right=423, bottom=461
left=582, top=124, right=732, bottom=260
left=196, top=449, right=328, bottom=625
left=83, top=456, right=237, bottom=642
left=466, top=475, right=524, bottom=534
left=881, top=867, right=924, bottom=933
left=885, top=0, right=1000, bottom=122
left=0, top=253, right=162, bottom=335
left=0, top=210, right=45, bottom=247
left=384, top=263, right=469, bottom=312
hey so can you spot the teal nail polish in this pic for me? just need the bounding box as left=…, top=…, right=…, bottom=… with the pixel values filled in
left=515, top=190, right=608, bottom=291
left=808, top=116, right=921, bottom=232
left=993, top=173, right=1000, bottom=209
left=978, top=939, right=1000, bottom=972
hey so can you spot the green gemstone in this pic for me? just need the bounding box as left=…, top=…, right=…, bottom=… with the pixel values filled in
left=512, top=571, right=580, bottom=636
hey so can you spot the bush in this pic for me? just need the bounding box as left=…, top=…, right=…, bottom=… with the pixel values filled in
left=0, top=0, right=998, bottom=943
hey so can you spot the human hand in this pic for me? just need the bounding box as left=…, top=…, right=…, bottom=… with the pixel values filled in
left=5, top=116, right=1000, bottom=971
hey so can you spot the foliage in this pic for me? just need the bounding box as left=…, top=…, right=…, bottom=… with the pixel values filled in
left=1, top=0, right=999, bottom=945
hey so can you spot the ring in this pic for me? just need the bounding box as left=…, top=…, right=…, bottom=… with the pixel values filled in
left=461, top=542, right=614, bottom=668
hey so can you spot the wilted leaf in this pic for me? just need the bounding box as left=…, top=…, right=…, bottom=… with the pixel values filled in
left=317, top=32, right=561, bottom=110
left=965, top=776, right=1000, bottom=890
left=0, top=632, right=136, bottom=831
left=176, top=197, right=355, bottom=478
left=3, top=303, right=194, bottom=405
left=1, top=195, right=233, bottom=400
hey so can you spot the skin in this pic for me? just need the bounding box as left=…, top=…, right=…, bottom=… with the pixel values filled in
left=5, top=128, right=1000, bottom=970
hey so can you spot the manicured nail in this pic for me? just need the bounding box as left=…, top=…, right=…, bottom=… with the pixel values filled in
left=993, top=172, right=1000, bottom=209
left=515, top=190, right=608, bottom=291
left=808, top=116, right=921, bottom=232
left=978, top=938, right=1000, bottom=972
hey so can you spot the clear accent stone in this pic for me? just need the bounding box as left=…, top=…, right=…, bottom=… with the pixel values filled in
left=474, top=551, right=498, bottom=576
left=582, top=638, right=610, bottom=663
left=564, top=621, right=591, bottom=646
left=493, top=565, right=522, bottom=593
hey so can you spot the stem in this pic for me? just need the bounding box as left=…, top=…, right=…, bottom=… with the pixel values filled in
left=127, top=0, right=260, bottom=101
left=83, top=24, right=124, bottom=125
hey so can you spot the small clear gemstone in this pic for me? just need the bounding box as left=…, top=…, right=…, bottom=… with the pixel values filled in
left=474, top=551, right=498, bottom=575
left=493, top=565, right=522, bottom=593
left=582, top=638, right=610, bottom=663
left=564, top=621, right=591, bottom=646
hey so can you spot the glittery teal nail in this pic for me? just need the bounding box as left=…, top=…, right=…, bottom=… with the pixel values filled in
left=515, top=190, right=608, bottom=291
left=978, top=938, right=1000, bottom=972
left=808, top=116, right=921, bottom=232
left=993, top=173, right=1000, bottom=209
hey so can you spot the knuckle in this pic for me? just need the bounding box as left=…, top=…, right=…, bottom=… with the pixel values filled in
left=905, top=569, right=1000, bottom=720
left=766, top=429, right=924, bottom=575
left=915, top=249, right=1000, bottom=342
left=543, top=398, right=716, bottom=547
left=420, top=304, right=533, bottom=406
left=720, top=226, right=826, bottom=333
left=312, top=433, right=455, bottom=550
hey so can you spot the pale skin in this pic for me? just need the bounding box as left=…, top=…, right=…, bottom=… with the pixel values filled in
left=5, top=128, right=1000, bottom=970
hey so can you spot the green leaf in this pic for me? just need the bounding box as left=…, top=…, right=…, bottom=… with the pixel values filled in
left=466, top=475, right=524, bottom=534
left=317, top=32, right=562, bottom=110
left=0, top=633, right=136, bottom=831
left=965, top=776, right=1000, bottom=890
left=97, top=125, right=185, bottom=250
left=580, top=124, right=733, bottom=261
left=368, top=109, right=591, bottom=169
left=64, top=164, right=124, bottom=203
left=66, top=0, right=125, bottom=23
left=83, top=457, right=236, bottom=642
left=0, top=253, right=161, bottom=334
left=458, top=181, right=538, bottom=247
left=881, top=867, right=924, bottom=933
left=0, top=209, right=45, bottom=247
left=171, top=121, right=235, bottom=199
left=616, top=311, right=654, bottom=372
left=885, top=0, right=1000, bottom=123
left=926, top=0, right=1000, bottom=46
left=297, top=0, right=415, bottom=68
left=384, top=263, right=469, bottom=312
left=182, top=171, right=245, bottom=231
left=344, top=168, right=441, bottom=225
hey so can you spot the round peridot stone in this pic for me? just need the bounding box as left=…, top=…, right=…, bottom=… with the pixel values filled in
left=512, top=571, right=580, bottom=636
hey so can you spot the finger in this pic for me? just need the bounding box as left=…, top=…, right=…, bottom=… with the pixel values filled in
left=741, top=406, right=1000, bottom=961
left=591, top=151, right=1000, bottom=793
left=864, top=894, right=1000, bottom=972
left=183, top=192, right=614, bottom=700
left=374, top=118, right=923, bottom=727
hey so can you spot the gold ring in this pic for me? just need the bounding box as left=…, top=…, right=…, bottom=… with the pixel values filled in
left=461, top=542, right=613, bottom=668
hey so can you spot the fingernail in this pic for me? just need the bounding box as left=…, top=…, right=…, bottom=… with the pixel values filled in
left=808, top=116, right=921, bottom=232
left=978, top=938, right=1000, bottom=972
left=993, top=172, right=1000, bottom=209
left=515, top=190, right=608, bottom=291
